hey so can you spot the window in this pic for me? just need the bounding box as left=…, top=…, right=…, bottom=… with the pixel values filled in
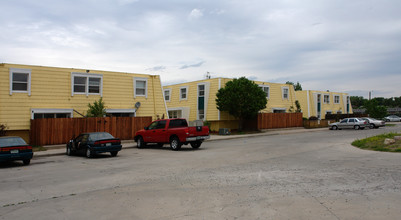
left=198, top=109, right=205, bottom=120
left=134, top=78, right=148, bottom=98
left=31, top=108, right=73, bottom=119
left=105, top=109, right=136, bottom=117
left=324, top=95, right=330, bottom=104
left=71, top=73, right=102, bottom=96
left=168, top=119, right=188, bottom=128
left=164, top=89, right=171, bottom=102
left=180, top=86, right=188, bottom=100
left=259, top=85, right=270, bottom=98
left=198, top=84, right=205, bottom=97
left=282, top=87, right=289, bottom=99
left=168, top=110, right=181, bottom=119
left=334, top=95, right=340, bottom=104
left=9, top=68, right=31, bottom=95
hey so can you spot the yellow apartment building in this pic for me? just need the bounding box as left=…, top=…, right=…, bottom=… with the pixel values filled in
left=296, top=90, right=353, bottom=119
left=0, top=63, right=167, bottom=142
left=163, top=78, right=297, bottom=131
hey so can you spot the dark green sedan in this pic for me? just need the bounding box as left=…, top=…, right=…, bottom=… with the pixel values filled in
left=0, top=136, right=33, bottom=165
left=66, top=132, right=122, bottom=158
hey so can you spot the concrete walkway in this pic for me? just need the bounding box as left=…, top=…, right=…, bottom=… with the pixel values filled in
left=34, top=127, right=328, bottom=157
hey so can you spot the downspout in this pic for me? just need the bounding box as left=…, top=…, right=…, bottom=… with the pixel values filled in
left=152, top=76, right=156, bottom=119
left=218, top=78, right=221, bottom=121
left=307, top=91, right=310, bottom=118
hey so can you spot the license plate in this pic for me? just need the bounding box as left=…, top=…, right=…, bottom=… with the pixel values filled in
left=10, top=149, right=19, bottom=154
left=106, top=143, right=112, bottom=147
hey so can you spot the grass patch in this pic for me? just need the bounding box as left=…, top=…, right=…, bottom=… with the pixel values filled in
left=352, top=132, right=401, bottom=152
left=32, top=145, right=47, bottom=152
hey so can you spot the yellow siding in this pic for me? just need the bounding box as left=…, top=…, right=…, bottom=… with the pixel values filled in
left=0, top=63, right=167, bottom=131
left=295, top=90, right=353, bottom=119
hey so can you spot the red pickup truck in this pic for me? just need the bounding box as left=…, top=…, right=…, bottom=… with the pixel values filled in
left=134, top=118, right=210, bottom=150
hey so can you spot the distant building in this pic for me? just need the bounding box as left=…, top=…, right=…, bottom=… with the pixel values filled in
left=163, top=78, right=297, bottom=131
left=296, top=90, right=353, bottom=119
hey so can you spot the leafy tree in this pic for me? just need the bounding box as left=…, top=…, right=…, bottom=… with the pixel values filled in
left=87, top=97, right=106, bottom=117
left=216, top=77, right=267, bottom=131
left=350, top=96, right=365, bottom=109
left=285, top=81, right=302, bottom=91
left=364, top=99, right=387, bottom=119
left=295, top=100, right=302, bottom=113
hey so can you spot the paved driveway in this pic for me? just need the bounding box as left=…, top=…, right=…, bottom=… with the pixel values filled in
left=1, top=124, right=401, bottom=219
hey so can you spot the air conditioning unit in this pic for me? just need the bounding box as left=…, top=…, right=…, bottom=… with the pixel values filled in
left=219, top=128, right=230, bottom=135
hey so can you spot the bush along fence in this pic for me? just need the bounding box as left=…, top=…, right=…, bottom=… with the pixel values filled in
left=30, top=116, right=152, bottom=146
left=257, top=113, right=303, bottom=130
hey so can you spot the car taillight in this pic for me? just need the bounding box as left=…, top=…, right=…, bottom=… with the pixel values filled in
left=1, top=146, right=32, bottom=151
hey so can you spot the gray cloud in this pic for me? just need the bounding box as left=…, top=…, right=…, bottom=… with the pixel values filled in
left=1, top=0, right=400, bottom=98
left=179, top=61, right=206, bottom=69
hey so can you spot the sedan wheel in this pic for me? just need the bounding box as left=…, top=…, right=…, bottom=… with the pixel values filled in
left=369, top=123, right=375, bottom=129
left=86, top=148, right=93, bottom=158
left=332, top=125, right=338, bottom=130
left=66, top=146, right=72, bottom=156
left=354, top=125, right=360, bottom=130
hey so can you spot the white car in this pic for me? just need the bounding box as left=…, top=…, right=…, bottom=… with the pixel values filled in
left=384, top=115, right=401, bottom=122
left=329, top=118, right=368, bottom=130
left=362, top=117, right=386, bottom=129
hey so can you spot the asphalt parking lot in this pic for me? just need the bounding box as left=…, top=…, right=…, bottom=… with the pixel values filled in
left=1, top=124, right=401, bottom=219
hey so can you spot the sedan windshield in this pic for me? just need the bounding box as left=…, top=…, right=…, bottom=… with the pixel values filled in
left=0, top=137, right=27, bottom=147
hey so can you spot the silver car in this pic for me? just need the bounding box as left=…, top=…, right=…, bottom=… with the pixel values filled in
left=329, top=118, right=368, bottom=130
left=384, top=115, right=401, bottom=122
left=362, top=117, right=385, bottom=129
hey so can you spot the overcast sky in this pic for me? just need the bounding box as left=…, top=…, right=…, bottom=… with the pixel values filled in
left=1, top=0, right=400, bottom=98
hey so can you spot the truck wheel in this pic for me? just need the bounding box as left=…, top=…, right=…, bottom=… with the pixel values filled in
left=190, top=141, right=202, bottom=149
left=23, top=159, right=31, bottom=165
left=137, top=136, right=146, bottom=148
left=110, top=151, right=118, bottom=157
left=170, top=137, right=182, bottom=151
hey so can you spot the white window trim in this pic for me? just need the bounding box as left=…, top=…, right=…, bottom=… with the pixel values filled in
left=105, top=109, right=136, bottom=116
left=259, top=85, right=270, bottom=99
left=134, top=77, right=148, bottom=98
left=281, top=86, right=289, bottom=100
left=10, top=68, right=31, bottom=96
left=164, top=88, right=172, bottom=102
left=272, top=108, right=286, bottom=113
left=180, top=86, right=189, bottom=101
left=324, top=94, right=330, bottom=104
left=71, top=72, right=103, bottom=97
left=31, top=108, right=73, bottom=119
left=333, top=95, right=340, bottom=104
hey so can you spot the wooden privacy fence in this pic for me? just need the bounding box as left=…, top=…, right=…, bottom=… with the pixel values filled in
left=30, top=117, right=152, bottom=146
left=257, top=113, right=303, bottom=130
